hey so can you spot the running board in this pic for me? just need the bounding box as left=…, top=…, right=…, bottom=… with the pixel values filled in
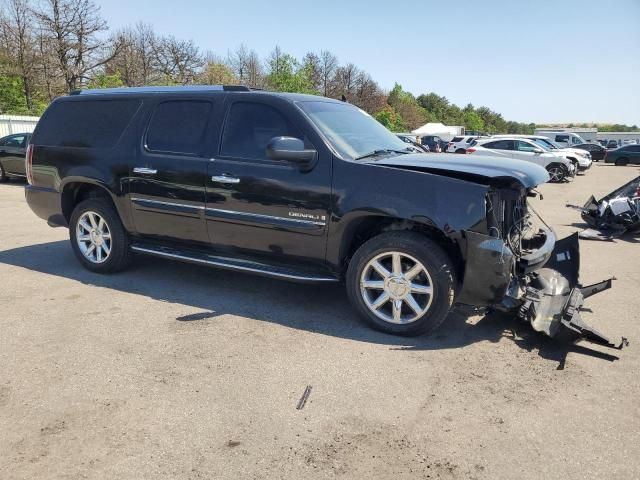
left=130, top=243, right=338, bottom=283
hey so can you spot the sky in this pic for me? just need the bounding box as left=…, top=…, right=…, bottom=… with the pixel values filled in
left=99, top=0, right=640, bottom=125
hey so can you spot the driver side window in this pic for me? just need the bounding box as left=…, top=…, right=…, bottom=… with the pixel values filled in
left=220, top=102, right=304, bottom=161
left=517, top=141, right=537, bottom=152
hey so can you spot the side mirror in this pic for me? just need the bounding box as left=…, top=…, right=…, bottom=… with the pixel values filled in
left=533, top=148, right=544, bottom=154
left=266, top=136, right=317, bottom=169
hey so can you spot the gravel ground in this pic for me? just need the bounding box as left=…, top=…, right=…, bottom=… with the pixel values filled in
left=1, top=163, right=639, bottom=480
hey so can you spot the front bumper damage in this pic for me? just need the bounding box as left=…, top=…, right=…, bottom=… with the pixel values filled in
left=459, top=229, right=626, bottom=349
left=516, top=233, right=627, bottom=350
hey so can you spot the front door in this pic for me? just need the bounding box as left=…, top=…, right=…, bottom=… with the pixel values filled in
left=205, top=96, right=332, bottom=270
left=129, top=99, right=216, bottom=245
left=513, top=140, right=547, bottom=167
left=0, top=134, right=28, bottom=175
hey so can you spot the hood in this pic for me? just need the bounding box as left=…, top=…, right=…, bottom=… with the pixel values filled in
left=368, top=153, right=550, bottom=188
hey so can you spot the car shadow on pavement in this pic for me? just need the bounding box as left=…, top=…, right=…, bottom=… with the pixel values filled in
left=0, top=240, right=619, bottom=367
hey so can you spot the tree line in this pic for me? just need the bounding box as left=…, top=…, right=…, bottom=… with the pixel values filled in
left=1, top=0, right=635, bottom=135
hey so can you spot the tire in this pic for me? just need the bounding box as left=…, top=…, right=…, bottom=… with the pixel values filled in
left=346, top=231, right=456, bottom=336
left=546, top=164, right=567, bottom=183
left=615, top=157, right=629, bottom=166
left=69, top=198, right=132, bottom=273
left=0, top=162, right=7, bottom=183
left=455, top=149, right=466, bottom=154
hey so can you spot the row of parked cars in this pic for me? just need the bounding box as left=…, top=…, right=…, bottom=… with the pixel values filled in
left=396, top=132, right=639, bottom=184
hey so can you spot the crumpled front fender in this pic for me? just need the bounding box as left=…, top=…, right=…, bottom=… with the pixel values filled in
left=457, top=231, right=514, bottom=306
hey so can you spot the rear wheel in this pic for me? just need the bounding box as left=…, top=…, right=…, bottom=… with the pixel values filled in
left=615, top=157, right=629, bottom=166
left=0, top=163, right=7, bottom=182
left=455, top=148, right=466, bottom=154
left=546, top=164, right=567, bottom=183
left=346, top=232, right=456, bottom=336
left=69, top=198, right=132, bottom=273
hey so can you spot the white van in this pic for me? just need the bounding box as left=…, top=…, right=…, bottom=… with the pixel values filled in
left=533, top=130, right=586, bottom=147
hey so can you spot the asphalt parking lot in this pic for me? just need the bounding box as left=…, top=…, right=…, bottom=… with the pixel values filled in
left=1, top=164, right=639, bottom=480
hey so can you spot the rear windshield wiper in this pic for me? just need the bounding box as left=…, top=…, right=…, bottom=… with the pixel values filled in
left=355, top=148, right=412, bottom=161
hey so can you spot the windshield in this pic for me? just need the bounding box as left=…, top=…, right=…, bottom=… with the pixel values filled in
left=532, top=138, right=557, bottom=150
left=572, top=135, right=586, bottom=145
left=297, top=101, right=408, bottom=160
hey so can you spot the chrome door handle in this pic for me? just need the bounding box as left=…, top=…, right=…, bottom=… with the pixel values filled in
left=211, top=175, right=240, bottom=184
left=133, top=167, right=157, bottom=175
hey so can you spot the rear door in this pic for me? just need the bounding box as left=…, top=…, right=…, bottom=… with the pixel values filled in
left=481, top=139, right=515, bottom=158
left=0, top=134, right=27, bottom=175
left=205, top=95, right=332, bottom=270
left=129, top=98, right=218, bottom=245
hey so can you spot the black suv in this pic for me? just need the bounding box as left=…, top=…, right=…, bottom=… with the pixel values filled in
left=24, top=86, right=615, bottom=343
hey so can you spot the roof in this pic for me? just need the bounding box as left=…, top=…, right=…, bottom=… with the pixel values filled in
left=71, top=85, right=248, bottom=95
left=68, top=85, right=342, bottom=104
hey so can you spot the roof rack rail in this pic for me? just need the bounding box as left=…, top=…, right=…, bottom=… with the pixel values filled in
left=69, top=85, right=253, bottom=95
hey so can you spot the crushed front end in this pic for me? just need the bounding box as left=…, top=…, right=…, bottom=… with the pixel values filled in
left=458, top=181, right=626, bottom=349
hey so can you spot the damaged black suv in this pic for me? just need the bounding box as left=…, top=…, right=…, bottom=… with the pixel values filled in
left=24, top=86, right=620, bottom=346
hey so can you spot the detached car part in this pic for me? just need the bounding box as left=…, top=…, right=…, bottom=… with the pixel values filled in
left=568, top=176, right=640, bottom=240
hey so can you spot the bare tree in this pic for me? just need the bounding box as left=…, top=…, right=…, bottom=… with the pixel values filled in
left=1, top=0, right=37, bottom=109
left=107, top=22, right=158, bottom=86
left=331, top=62, right=359, bottom=99
left=152, top=35, right=202, bottom=85
left=244, top=48, right=262, bottom=88
left=33, top=0, right=117, bottom=91
left=318, top=50, right=337, bottom=97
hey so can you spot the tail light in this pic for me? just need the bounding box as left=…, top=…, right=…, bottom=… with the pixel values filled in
left=466, top=148, right=476, bottom=154
left=26, top=144, right=34, bottom=184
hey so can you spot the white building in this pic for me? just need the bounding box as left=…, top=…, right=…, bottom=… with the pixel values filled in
left=0, top=115, right=40, bottom=137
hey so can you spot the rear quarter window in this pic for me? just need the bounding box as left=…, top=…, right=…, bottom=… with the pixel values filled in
left=451, top=136, right=463, bottom=142
left=33, top=99, right=141, bottom=148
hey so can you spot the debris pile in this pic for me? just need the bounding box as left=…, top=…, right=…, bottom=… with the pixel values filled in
left=567, top=176, right=640, bottom=240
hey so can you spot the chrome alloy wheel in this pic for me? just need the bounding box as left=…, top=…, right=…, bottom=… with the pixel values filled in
left=76, top=211, right=112, bottom=264
left=360, top=252, right=434, bottom=324
left=547, top=166, right=564, bottom=182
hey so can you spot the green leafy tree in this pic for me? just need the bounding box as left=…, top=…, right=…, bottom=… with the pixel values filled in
left=387, top=83, right=429, bottom=130
left=374, top=105, right=404, bottom=132
left=86, top=72, right=125, bottom=89
left=463, top=110, right=485, bottom=132
left=266, top=47, right=318, bottom=94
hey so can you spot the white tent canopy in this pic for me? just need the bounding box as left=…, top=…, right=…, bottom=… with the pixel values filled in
left=411, top=122, right=459, bottom=141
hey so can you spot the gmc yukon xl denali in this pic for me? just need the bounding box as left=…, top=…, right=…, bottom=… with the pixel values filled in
left=24, top=86, right=623, bottom=347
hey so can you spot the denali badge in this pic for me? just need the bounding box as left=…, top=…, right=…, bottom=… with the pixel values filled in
left=288, top=211, right=326, bottom=221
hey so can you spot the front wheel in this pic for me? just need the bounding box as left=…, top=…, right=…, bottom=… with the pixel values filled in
left=69, top=198, right=132, bottom=273
left=346, top=232, right=456, bottom=336
left=546, top=164, right=567, bottom=183
left=0, top=163, right=7, bottom=183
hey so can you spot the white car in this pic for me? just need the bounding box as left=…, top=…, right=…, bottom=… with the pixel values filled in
left=492, top=134, right=592, bottom=172
left=467, top=138, right=576, bottom=183
left=446, top=135, right=478, bottom=154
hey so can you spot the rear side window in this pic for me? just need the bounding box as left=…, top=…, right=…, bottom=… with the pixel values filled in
left=451, top=136, right=463, bottom=142
left=221, top=102, right=302, bottom=161
left=5, top=135, right=25, bottom=147
left=484, top=140, right=514, bottom=150
left=555, top=135, right=569, bottom=143
left=34, top=99, right=140, bottom=148
left=146, top=101, right=212, bottom=155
